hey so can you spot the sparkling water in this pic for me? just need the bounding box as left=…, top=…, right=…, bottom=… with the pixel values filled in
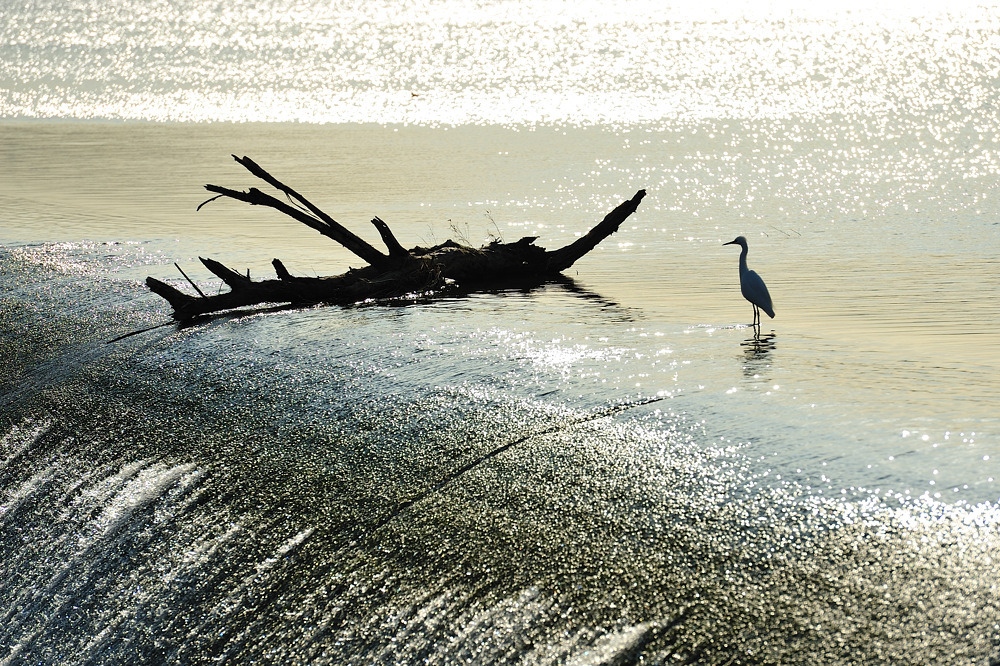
left=1, top=1, right=999, bottom=663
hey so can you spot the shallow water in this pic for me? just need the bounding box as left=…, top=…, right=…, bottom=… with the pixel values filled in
left=2, top=242, right=999, bottom=664
left=3, top=0, right=1000, bottom=661
left=3, top=121, right=999, bottom=499
left=2, top=122, right=999, bottom=663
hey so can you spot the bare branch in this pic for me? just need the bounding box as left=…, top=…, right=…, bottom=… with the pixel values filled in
left=174, top=263, right=206, bottom=298
left=149, top=157, right=646, bottom=321
left=544, top=189, right=647, bottom=272
left=371, top=217, right=410, bottom=259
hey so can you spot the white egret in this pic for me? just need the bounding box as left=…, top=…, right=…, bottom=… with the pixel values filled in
left=723, top=236, right=774, bottom=328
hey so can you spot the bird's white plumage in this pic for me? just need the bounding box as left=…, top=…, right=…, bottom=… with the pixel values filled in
left=723, top=236, right=774, bottom=327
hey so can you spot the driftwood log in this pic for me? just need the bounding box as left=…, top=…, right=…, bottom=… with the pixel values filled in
left=146, top=155, right=646, bottom=320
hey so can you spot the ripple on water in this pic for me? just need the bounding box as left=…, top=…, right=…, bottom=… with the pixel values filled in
left=4, top=2, right=1000, bottom=124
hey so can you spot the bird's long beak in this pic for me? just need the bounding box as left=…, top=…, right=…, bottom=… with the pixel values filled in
left=722, top=240, right=736, bottom=246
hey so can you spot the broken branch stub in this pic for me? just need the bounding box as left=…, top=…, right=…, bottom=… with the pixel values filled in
left=147, top=157, right=645, bottom=320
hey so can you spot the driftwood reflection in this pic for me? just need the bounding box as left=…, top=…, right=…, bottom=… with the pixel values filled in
left=549, top=275, right=635, bottom=322
left=421, top=273, right=634, bottom=321
left=115, top=273, right=632, bottom=342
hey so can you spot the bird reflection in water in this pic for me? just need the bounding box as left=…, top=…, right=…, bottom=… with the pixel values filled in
left=740, top=331, right=776, bottom=379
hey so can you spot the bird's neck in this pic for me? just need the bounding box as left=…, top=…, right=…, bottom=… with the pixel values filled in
left=738, top=247, right=749, bottom=274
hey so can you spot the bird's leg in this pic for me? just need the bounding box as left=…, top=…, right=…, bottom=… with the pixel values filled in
left=752, top=305, right=759, bottom=329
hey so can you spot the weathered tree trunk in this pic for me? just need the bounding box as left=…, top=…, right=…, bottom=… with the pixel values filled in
left=146, top=155, right=646, bottom=321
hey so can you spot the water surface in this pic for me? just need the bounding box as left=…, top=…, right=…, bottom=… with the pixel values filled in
left=2, top=0, right=999, bottom=662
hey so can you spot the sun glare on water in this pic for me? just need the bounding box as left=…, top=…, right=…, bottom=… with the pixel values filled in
left=2, top=0, right=996, bottom=124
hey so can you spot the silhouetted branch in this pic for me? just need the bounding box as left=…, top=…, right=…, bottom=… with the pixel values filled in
left=146, top=158, right=646, bottom=321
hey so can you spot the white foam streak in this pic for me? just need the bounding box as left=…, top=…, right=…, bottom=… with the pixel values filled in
left=564, top=622, right=655, bottom=666
left=0, top=452, right=207, bottom=659
left=0, top=418, right=51, bottom=469
left=180, top=526, right=315, bottom=656
left=90, top=462, right=196, bottom=542
left=0, top=467, right=53, bottom=522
